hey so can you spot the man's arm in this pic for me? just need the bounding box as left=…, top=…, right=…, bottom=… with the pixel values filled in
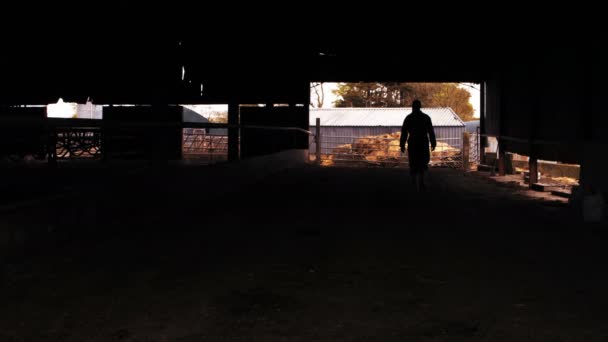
left=400, top=118, right=408, bottom=152
left=427, top=117, right=436, bottom=151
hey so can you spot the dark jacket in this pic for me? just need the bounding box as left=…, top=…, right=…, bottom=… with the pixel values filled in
left=399, top=109, right=436, bottom=151
left=400, top=109, right=437, bottom=173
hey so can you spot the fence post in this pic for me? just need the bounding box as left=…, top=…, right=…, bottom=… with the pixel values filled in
left=47, top=126, right=57, bottom=167
left=228, top=102, right=239, bottom=162
left=529, top=156, right=538, bottom=186
left=315, top=118, right=321, bottom=165
left=477, top=126, right=484, bottom=165
left=498, top=138, right=506, bottom=176
left=462, top=131, right=470, bottom=171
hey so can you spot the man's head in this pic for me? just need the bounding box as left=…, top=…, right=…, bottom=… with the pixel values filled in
left=412, top=100, right=422, bottom=110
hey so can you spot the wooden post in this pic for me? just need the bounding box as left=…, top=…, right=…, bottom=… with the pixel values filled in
left=529, top=62, right=541, bottom=188
left=498, top=138, right=506, bottom=176
left=47, top=126, right=57, bottom=168
left=228, top=102, right=239, bottom=162
left=497, top=75, right=506, bottom=176
left=100, top=121, right=106, bottom=163
left=315, top=118, right=321, bottom=165
left=480, top=81, right=486, bottom=164
left=462, top=131, right=470, bottom=171
left=529, top=156, right=538, bottom=185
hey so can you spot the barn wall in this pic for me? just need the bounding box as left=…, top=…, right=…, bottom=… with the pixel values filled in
left=485, top=76, right=501, bottom=138
left=534, top=47, right=584, bottom=163
left=580, top=44, right=608, bottom=196
left=240, top=106, right=309, bottom=159
left=485, top=47, right=586, bottom=164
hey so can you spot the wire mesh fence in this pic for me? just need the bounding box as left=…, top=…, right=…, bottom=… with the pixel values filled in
left=469, top=127, right=480, bottom=165
left=182, top=128, right=228, bottom=163
left=310, top=133, right=463, bottom=168
left=55, top=128, right=102, bottom=159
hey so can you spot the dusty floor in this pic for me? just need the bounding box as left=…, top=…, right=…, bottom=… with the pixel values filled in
left=1, top=165, right=607, bottom=341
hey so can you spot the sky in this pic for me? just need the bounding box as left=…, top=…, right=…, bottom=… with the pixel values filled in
left=312, top=83, right=481, bottom=119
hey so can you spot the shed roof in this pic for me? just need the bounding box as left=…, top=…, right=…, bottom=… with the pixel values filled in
left=309, top=107, right=465, bottom=127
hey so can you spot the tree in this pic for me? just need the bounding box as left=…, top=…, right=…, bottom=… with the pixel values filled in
left=431, top=83, right=475, bottom=121
left=333, top=82, right=475, bottom=121
left=333, top=83, right=397, bottom=107
left=208, top=111, right=228, bottom=123
left=310, top=82, right=325, bottom=108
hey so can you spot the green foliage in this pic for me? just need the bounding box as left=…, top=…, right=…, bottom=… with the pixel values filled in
left=333, top=82, right=475, bottom=121
left=208, top=112, right=228, bottom=123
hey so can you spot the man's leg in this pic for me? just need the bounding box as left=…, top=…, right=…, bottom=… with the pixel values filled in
left=413, top=172, right=422, bottom=192
left=419, top=171, right=426, bottom=192
left=410, top=167, right=416, bottom=187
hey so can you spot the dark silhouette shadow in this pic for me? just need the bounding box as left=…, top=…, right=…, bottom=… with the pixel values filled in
left=400, top=100, right=437, bottom=192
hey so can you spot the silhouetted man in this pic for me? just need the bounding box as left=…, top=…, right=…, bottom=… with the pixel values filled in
left=400, top=100, right=436, bottom=191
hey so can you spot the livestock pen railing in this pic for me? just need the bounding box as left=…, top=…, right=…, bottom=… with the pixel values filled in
left=0, top=116, right=311, bottom=165
left=182, top=128, right=228, bottom=163
left=309, top=134, right=464, bottom=168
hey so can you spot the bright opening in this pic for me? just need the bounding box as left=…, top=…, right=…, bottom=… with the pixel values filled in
left=309, top=82, right=480, bottom=168
left=47, top=98, right=103, bottom=119
left=181, top=104, right=228, bottom=164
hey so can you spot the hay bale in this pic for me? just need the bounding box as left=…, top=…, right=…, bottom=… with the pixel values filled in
left=324, top=132, right=461, bottom=167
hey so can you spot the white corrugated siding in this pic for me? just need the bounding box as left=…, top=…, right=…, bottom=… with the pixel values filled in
left=309, top=126, right=465, bottom=154
left=309, top=107, right=465, bottom=127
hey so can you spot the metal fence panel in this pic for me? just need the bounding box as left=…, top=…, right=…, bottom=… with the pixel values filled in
left=182, top=129, right=228, bottom=163
left=311, top=133, right=463, bottom=168
left=309, top=126, right=464, bottom=154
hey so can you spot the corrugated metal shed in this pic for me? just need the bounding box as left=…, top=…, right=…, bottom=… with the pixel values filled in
left=308, top=107, right=466, bottom=153
left=309, top=107, right=464, bottom=127
left=464, top=120, right=480, bottom=133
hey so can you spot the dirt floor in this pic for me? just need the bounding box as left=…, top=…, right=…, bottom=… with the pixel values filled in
left=1, top=165, right=608, bottom=341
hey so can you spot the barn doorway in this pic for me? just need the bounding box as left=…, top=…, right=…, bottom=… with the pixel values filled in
left=309, top=82, right=480, bottom=169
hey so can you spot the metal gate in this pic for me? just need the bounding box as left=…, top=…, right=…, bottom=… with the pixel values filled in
left=468, top=126, right=480, bottom=165
left=182, top=128, right=228, bottom=163
left=310, top=132, right=463, bottom=168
